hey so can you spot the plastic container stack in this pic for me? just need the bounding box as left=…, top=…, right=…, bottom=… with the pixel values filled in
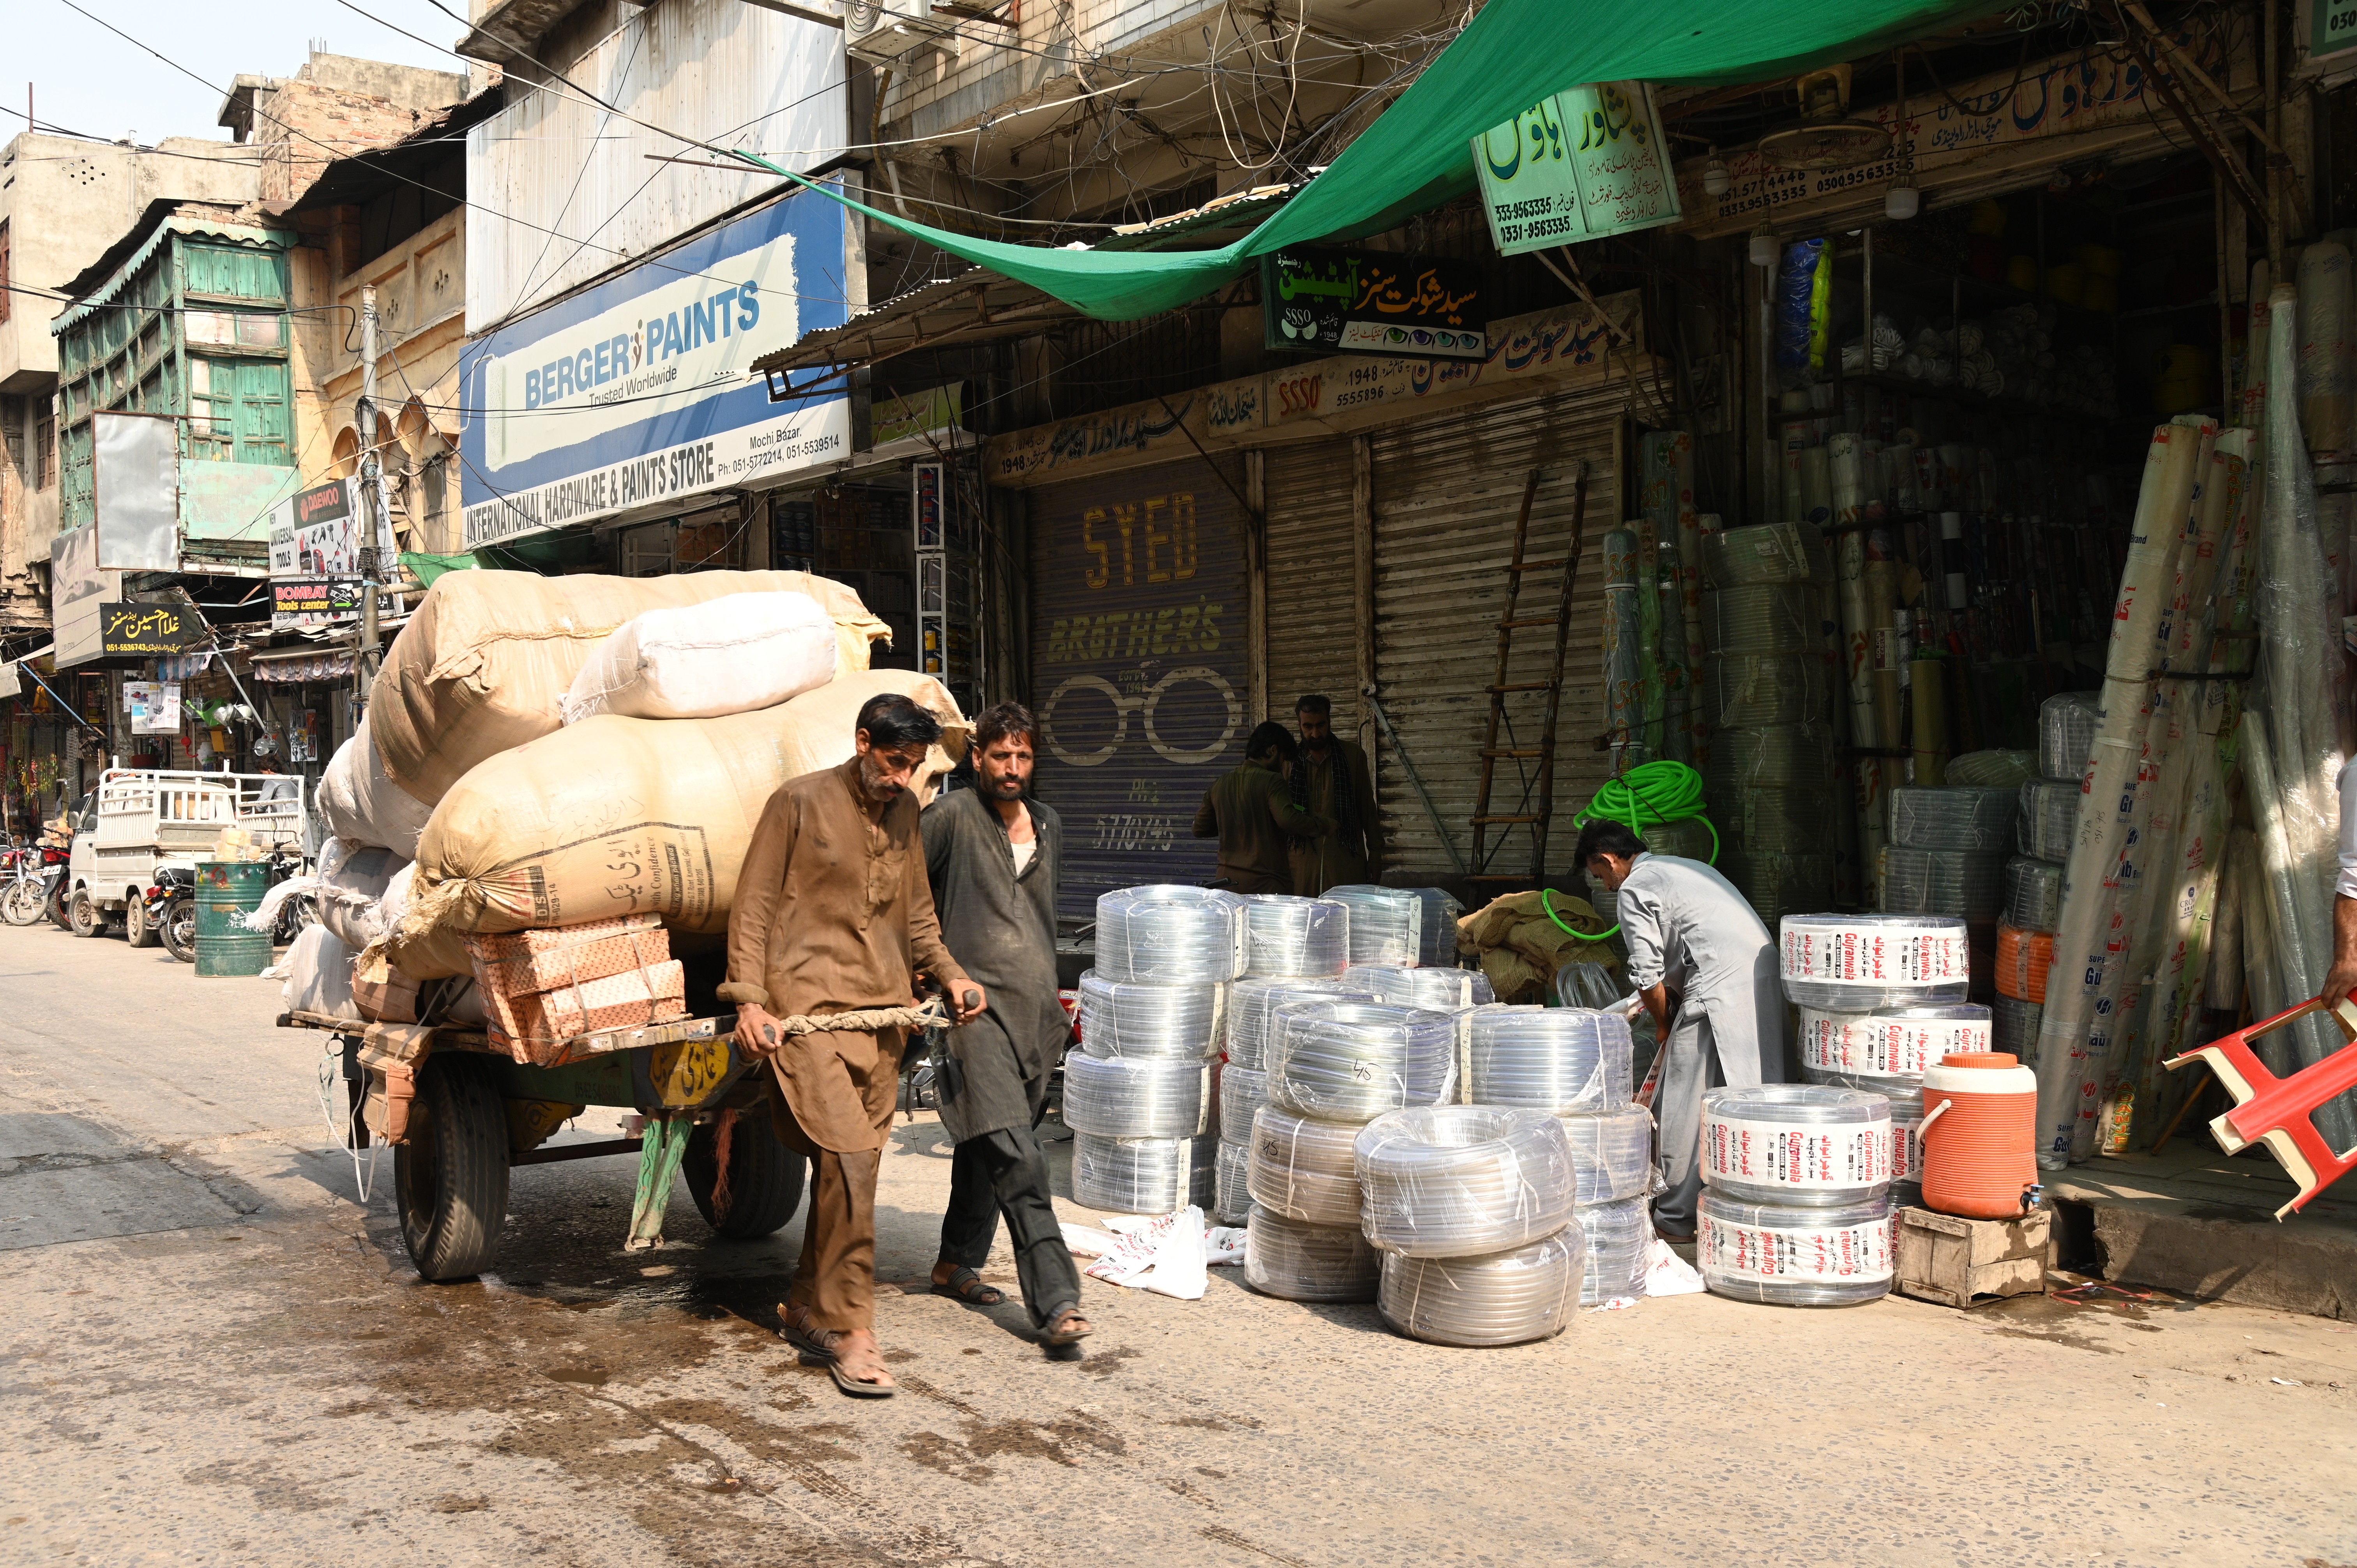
left=1072, top=886, right=1244, bottom=1213
left=1796, top=1001, right=1991, bottom=1204
left=1210, top=899, right=1367, bottom=1225
left=1695, top=1084, right=1897, bottom=1307
left=1697, top=520, right=1839, bottom=923
left=1355, top=1107, right=1584, bottom=1346
left=1997, top=693, right=2096, bottom=1064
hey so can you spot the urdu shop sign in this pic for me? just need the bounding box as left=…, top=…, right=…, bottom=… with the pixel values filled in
left=1472, top=81, right=1681, bottom=255
left=1260, top=246, right=1486, bottom=359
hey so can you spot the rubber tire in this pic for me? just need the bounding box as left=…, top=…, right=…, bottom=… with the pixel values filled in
left=69, top=890, right=107, bottom=938
left=125, top=895, right=158, bottom=948
left=46, top=881, right=73, bottom=931
left=159, top=896, right=197, bottom=964
left=394, top=1054, right=511, bottom=1282
left=0, top=880, right=42, bottom=926
left=683, top=1113, right=806, bottom=1239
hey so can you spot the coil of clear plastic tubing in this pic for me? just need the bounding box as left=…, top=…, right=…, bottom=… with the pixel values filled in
left=1246, top=1103, right=1365, bottom=1225
left=2016, top=780, right=2079, bottom=861
left=1779, top=913, right=1970, bottom=1009
left=1072, top=1132, right=1217, bottom=1213
left=1467, top=1007, right=1633, bottom=1113
left=1350, top=964, right=1497, bottom=1013
left=1703, top=653, right=1829, bottom=729
left=1700, top=518, right=1830, bottom=587
left=1213, top=1139, right=1253, bottom=1225
left=1377, top=1229, right=1585, bottom=1347
left=1093, top=885, right=1247, bottom=982
left=1800, top=1075, right=1926, bottom=1192
left=1879, top=846, right=2007, bottom=921
left=1995, top=924, right=2054, bottom=1003
left=1239, top=894, right=1352, bottom=977
left=2038, top=691, right=2102, bottom=780
left=1887, top=785, right=2021, bottom=851
left=1075, top=971, right=1226, bottom=1060
left=1700, top=1084, right=1893, bottom=1206
left=1553, top=961, right=1625, bottom=1010
left=1575, top=1194, right=1652, bottom=1304
left=1352, top=1107, right=1579, bottom=1257
left=1720, top=853, right=1838, bottom=925
left=1704, top=724, right=1836, bottom=794
left=1700, top=583, right=1821, bottom=654
left=1268, top=1001, right=1456, bottom=1121
left=2002, top=855, right=2065, bottom=929
left=1060, top=1052, right=1216, bottom=1139
left=1223, top=976, right=1376, bottom=1070
left=1992, top=995, right=2043, bottom=1063
left=1559, top=1105, right=1656, bottom=1204
left=1944, top=749, right=2036, bottom=788
left=1714, top=786, right=1827, bottom=852
left=1696, top=1191, right=1895, bottom=1307
left=1323, top=884, right=1462, bottom=968
left=1219, top=1063, right=1267, bottom=1137
left=1797, top=1003, right=1990, bottom=1078
left=1244, top=1205, right=1381, bottom=1303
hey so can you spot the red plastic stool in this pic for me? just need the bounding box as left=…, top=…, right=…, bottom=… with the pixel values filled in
left=2166, top=992, right=2357, bottom=1219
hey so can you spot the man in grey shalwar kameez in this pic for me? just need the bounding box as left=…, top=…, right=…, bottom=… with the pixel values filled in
left=1578, top=818, right=1785, bottom=1240
left=922, top=703, right=1088, bottom=1343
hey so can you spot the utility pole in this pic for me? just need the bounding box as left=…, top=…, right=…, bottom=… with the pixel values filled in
left=357, top=283, right=385, bottom=706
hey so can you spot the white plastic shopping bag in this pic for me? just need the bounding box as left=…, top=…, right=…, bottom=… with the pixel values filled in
left=1059, top=1206, right=1210, bottom=1300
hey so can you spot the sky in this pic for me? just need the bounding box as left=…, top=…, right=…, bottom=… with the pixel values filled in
left=16, top=0, right=475, bottom=148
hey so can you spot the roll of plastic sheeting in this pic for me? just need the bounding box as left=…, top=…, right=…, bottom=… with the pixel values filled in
left=1269, top=1001, right=1456, bottom=1121
left=1244, top=1206, right=1381, bottom=1302
left=1888, top=786, right=2021, bottom=851
left=1224, top=976, right=1378, bottom=1070
left=1697, top=1191, right=1895, bottom=1306
left=1701, top=584, right=1821, bottom=655
left=1560, top=1105, right=1656, bottom=1204
left=1377, top=1229, right=1585, bottom=1347
left=1721, top=853, right=1839, bottom=925
left=1703, top=655, right=1830, bottom=729
left=2002, top=856, right=2066, bottom=930
left=1072, top=1132, right=1216, bottom=1213
left=2037, top=692, right=2103, bottom=781
left=1467, top=1008, right=1634, bottom=1113
left=1246, top=1104, right=1364, bottom=1225
left=1354, top=1107, right=1579, bottom=1257
left=2016, top=780, right=2080, bottom=861
left=1796, top=1003, right=1991, bottom=1078
left=1880, top=846, right=2007, bottom=921
left=1213, top=1139, right=1253, bottom=1224
left=1945, top=749, right=2038, bottom=788
left=1241, top=895, right=1351, bottom=978
left=1094, top=886, right=1247, bottom=982
left=1993, top=995, right=2044, bottom=1064
left=1325, top=885, right=1462, bottom=968
left=1351, top=965, right=1496, bottom=1013
left=1702, top=520, right=1829, bottom=587
left=1700, top=1084, right=1893, bottom=1206
left=1995, top=924, right=2054, bottom=1003
left=1061, top=1053, right=1216, bottom=1139
left=1575, top=1195, right=1652, bottom=1304
left=1076, top=971, right=1226, bottom=1060
left=2298, top=237, right=2354, bottom=454
left=1780, top=914, right=1970, bottom=1009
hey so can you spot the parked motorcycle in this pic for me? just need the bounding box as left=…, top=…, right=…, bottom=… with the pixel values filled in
left=147, top=867, right=198, bottom=964
left=41, top=847, right=72, bottom=931
left=0, top=843, right=45, bottom=927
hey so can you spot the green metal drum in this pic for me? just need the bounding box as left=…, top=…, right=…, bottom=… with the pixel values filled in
left=194, top=860, right=272, bottom=977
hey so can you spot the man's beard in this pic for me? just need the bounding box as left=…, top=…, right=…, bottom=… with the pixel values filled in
left=982, top=772, right=1026, bottom=799
left=857, top=754, right=903, bottom=803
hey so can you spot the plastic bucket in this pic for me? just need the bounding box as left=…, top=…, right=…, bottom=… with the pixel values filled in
left=1920, top=1051, right=2039, bottom=1218
left=194, top=860, right=271, bottom=978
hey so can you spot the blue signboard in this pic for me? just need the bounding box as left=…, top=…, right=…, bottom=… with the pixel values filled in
left=458, top=182, right=852, bottom=548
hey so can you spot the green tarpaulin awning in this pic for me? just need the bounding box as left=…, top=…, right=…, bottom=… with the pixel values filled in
left=750, top=0, right=1998, bottom=323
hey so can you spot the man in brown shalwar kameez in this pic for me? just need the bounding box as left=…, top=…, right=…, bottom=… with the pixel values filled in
left=1190, top=721, right=1332, bottom=894
left=721, top=692, right=984, bottom=1398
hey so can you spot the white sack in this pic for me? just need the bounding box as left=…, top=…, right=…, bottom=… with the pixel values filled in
left=561, top=590, right=838, bottom=724
left=318, top=714, right=433, bottom=859
left=314, top=839, right=411, bottom=951
left=281, top=923, right=355, bottom=1020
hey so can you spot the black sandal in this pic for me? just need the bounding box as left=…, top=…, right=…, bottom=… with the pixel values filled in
left=932, top=1266, right=1007, bottom=1307
left=1042, top=1305, right=1093, bottom=1347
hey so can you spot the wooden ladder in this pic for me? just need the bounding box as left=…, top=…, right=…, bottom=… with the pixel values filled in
left=1468, top=460, right=1590, bottom=888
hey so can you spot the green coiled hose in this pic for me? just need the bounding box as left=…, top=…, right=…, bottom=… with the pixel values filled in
left=1553, top=761, right=1718, bottom=941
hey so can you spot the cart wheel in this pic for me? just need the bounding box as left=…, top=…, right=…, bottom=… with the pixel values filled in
left=159, top=895, right=196, bottom=963
left=394, top=1055, right=511, bottom=1282
left=684, top=1113, right=805, bottom=1239
left=125, top=895, right=158, bottom=948
left=69, top=890, right=107, bottom=939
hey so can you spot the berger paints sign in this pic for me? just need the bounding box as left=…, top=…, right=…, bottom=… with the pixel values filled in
left=458, top=183, right=853, bottom=548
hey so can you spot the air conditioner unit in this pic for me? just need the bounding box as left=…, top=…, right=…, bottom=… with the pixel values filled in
left=844, top=0, right=956, bottom=60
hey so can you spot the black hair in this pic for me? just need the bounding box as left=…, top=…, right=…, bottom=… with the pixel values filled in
left=974, top=701, right=1039, bottom=752
left=1294, top=693, right=1332, bottom=716
left=857, top=692, right=944, bottom=751
left=1574, top=818, right=1647, bottom=865
left=1246, top=720, right=1297, bottom=763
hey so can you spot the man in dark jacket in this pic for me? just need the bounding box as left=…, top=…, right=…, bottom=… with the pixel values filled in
left=1288, top=694, right=1380, bottom=896
left=922, top=702, right=1088, bottom=1346
left=1191, top=721, right=1333, bottom=893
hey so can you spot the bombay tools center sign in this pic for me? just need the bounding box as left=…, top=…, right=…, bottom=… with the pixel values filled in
left=1472, top=80, right=1681, bottom=254
left=1260, top=246, right=1486, bottom=359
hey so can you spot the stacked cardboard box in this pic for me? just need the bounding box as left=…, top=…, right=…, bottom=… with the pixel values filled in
left=466, top=913, right=686, bottom=1065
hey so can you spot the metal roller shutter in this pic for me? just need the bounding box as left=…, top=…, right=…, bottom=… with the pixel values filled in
left=1371, top=387, right=1626, bottom=886
left=1026, top=456, right=1249, bottom=922
left=1261, top=436, right=1359, bottom=734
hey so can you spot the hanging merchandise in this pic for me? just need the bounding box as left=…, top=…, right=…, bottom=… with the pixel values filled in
left=1094, top=886, right=1248, bottom=982
left=1323, top=885, right=1463, bottom=968
left=1352, top=965, right=1497, bottom=1013
left=1780, top=913, right=1970, bottom=1009
left=1061, top=1054, right=1216, bottom=1139
left=1465, top=1008, right=1633, bottom=1112
left=1072, top=1132, right=1217, bottom=1212
left=1558, top=1104, right=1657, bottom=1204
left=1696, top=1191, right=1895, bottom=1307
left=1246, top=1103, right=1366, bottom=1225
left=1886, top=786, right=2019, bottom=851
left=1268, top=1001, right=1456, bottom=1121
left=1377, top=1229, right=1585, bottom=1347
left=1827, top=433, right=1892, bottom=902
left=1354, top=1107, right=1579, bottom=1257
left=1240, top=895, right=1352, bottom=977
left=1223, top=976, right=1377, bottom=1070
left=1796, top=1004, right=1989, bottom=1080
left=1774, top=239, right=1832, bottom=386
left=1243, top=1205, right=1381, bottom=1303
left=1575, top=1194, right=1652, bottom=1304
left=1214, top=1140, right=1253, bottom=1224
left=1076, top=972, right=1226, bottom=1059
left=2002, top=857, right=2065, bottom=929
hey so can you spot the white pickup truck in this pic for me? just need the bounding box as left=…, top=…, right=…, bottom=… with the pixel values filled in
left=66, top=768, right=309, bottom=943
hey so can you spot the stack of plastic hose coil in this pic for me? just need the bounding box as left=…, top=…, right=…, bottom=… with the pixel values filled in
left=1376, top=1230, right=1587, bottom=1347
left=1574, top=1194, right=1652, bottom=1304
left=1354, top=1107, right=1579, bottom=1257
left=1887, top=786, right=2018, bottom=852
left=1797, top=1003, right=1988, bottom=1203
left=1351, top=965, right=1496, bottom=1013
left=1466, top=1008, right=1633, bottom=1113
left=1641, top=816, right=1719, bottom=862
left=1994, top=925, right=2053, bottom=1006
left=1224, top=977, right=1376, bottom=1070
left=1553, top=961, right=1624, bottom=1010
left=2002, top=856, right=2065, bottom=929
left=1700, top=583, right=1819, bottom=655
left=1703, top=653, right=1829, bottom=729
left=1944, top=749, right=2037, bottom=788
left=1696, top=1084, right=1896, bottom=1307
left=1243, top=1203, right=1381, bottom=1303
left=1882, top=785, right=2018, bottom=929
left=1074, top=972, right=1225, bottom=1058
left=1699, top=519, right=1831, bottom=588
left=1324, top=884, right=1462, bottom=968
left=2038, top=691, right=2102, bottom=780
left=1239, top=895, right=1351, bottom=978
left=1094, top=885, right=1248, bottom=983
left=1780, top=913, right=1970, bottom=1010
left=1218, top=1064, right=1267, bottom=1146
left=2015, top=779, right=2079, bottom=862
left=1246, top=1103, right=1363, bottom=1225
left=1995, top=703, right=2082, bottom=1071
left=1559, top=1103, right=1655, bottom=1205
left=1073, top=1132, right=1219, bottom=1214
left=1993, top=994, right=2043, bottom=1062
left=1214, top=1138, right=1254, bottom=1225
left=1704, top=724, right=1838, bottom=923
left=1268, top=1001, right=1455, bottom=1119
left=1062, top=1054, right=1215, bottom=1141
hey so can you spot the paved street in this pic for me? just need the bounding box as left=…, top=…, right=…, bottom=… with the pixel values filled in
left=2, top=921, right=2355, bottom=1568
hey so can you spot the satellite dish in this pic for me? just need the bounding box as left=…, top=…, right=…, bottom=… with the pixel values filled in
left=1759, top=64, right=1892, bottom=172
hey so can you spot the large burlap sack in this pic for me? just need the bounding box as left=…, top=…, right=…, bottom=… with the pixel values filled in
left=281, top=923, right=355, bottom=1020
left=313, top=838, right=411, bottom=950
left=370, top=569, right=891, bottom=807
left=318, top=713, right=433, bottom=858
left=561, top=590, right=838, bottom=724
left=388, top=671, right=966, bottom=978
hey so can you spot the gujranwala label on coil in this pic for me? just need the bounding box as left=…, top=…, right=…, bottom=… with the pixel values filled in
left=1798, top=1008, right=1991, bottom=1076
left=1781, top=921, right=1970, bottom=988
left=1700, top=1212, right=1894, bottom=1283
left=1891, top=1114, right=1926, bottom=1183
left=1703, top=1114, right=1892, bottom=1192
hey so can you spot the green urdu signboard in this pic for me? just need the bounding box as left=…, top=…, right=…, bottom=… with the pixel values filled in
left=1260, top=246, right=1486, bottom=359
left=1472, top=81, right=1682, bottom=255
left=2318, top=0, right=2357, bottom=58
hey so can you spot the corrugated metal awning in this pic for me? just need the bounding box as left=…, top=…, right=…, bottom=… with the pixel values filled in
left=750, top=267, right=1076, bottom=381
